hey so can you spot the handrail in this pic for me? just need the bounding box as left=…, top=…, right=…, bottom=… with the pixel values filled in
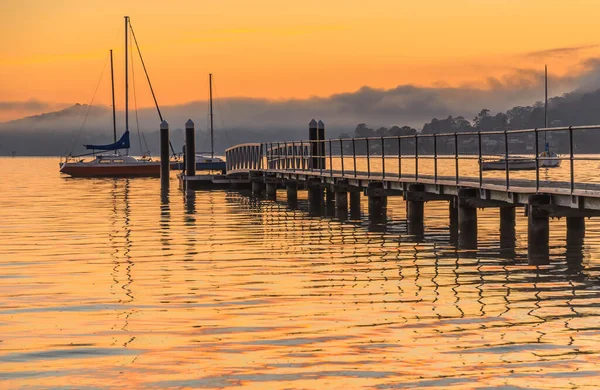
left=223, top=124, right=600, bottom=197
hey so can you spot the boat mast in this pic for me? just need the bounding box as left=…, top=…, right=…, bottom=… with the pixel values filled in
left=209, top=73, right=214, bottom=158
left=125, top=16, right=129, bottom=137
left=544, top=65, right=548, bottom=145
left=110, top=49, right=117, bottom=143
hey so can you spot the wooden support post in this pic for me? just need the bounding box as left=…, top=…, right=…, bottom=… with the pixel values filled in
left=566, top=216, right=585, bottom=264
left=335, top=190, right=348, bottom=211
left=286, top=181, right=298, bottom=208
left=499, top=206, right=516, bottom=247
left=367, top=182, right=387, bottom=224
left=185, top=119, right=196, bottom=177
left=326, top=188, right=335, bottom=216
left=349, top=191, right=361, bottom=219
left=266, top=182, right=277, bottom=200
left=251, top=180, right=264, bottom=196
left=567, top=216, right=585, bottom=245
left=160, top=120, right=170, bottom=197
left=458, top=188, right=478, bottom=249
left=528, top=195, right=550, bottom=265
left=335, top=188, right=348, bottom=220
left=449, top=199, right=458, bottom=240
left=406, top=184, right=424, bottom=236
left=308, top=180, right=323, bottom=215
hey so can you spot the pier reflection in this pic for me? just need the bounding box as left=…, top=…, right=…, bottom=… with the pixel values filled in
left=109, top=179, right=135, bottom=348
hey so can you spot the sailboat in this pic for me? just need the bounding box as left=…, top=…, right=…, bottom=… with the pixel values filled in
left=60, top=16, right=163, bottom=177
left=480, top=65, right=560, bottom=171
left=539, top=65, right=561, bottom=168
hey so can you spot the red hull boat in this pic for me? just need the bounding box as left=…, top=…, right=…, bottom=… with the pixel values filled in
left=60, top=155, right=161, bottom=177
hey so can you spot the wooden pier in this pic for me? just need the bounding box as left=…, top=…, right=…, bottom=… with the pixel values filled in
left=171, top=119, right=600, bottom=265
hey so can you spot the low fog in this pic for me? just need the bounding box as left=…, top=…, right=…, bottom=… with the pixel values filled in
left=2, top=58, right=600, bottom=156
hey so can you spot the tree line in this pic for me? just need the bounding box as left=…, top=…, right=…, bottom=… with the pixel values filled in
left=342, top=88, right=600, bottom=139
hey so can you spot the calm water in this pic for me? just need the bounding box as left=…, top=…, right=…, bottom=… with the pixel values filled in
left=1, top=157, right=600, bottom=389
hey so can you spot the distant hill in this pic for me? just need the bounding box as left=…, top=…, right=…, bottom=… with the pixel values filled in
left=2, top=103, right=108, bottom=127
left=3, top=86, right=600, bottom=156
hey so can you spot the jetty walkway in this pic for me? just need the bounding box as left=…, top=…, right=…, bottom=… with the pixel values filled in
left=176, top=120, right=600, bottom=264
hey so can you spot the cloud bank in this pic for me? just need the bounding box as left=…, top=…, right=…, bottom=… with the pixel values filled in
left=3, top=51, right=600, bottom=155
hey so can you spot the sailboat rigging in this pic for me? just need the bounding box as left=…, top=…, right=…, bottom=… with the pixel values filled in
left=60, top=16, right=166, bottom=177
left=538, top=64, right=560, bottom=168
left=185, top=74, right=226, bottom=173
left=480, top=65, right=561, bottom=171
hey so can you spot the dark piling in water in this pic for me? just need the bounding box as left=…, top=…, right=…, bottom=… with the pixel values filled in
left=185, top=119, right=196, bottom=177
left=160, top=120, right=170, bottom=196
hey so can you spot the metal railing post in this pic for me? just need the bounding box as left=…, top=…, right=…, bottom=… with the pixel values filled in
left=340, top=138, right=344, bottom=177
left=478, top=131, right=482, bottom=187
left=381, top=136, right=385, bottom=179
left=415, top=134, right=419, bottom=181
left=352, top=138, right=357, bottom=177
left=398, top=137, right=402, bottom=179
left=433, top=133, right=437, bottom=183
left=284, top=141, right=288, bottom=170
left=569, top=126, right=574, bottom=194
left=300, top=141, right=305, bottom=170
left=454, top=132, right=458, bottom=185
left=534, top=128, right=539, bottom=192
left=320, top=139, right=323, bottom=176
left=504, top=130, right=509, bottom=189
left=278, top=142, right=282, bottom=170
left=366, top=138, right=370, bottom=178
left=329, top=139, right=333, bottom=177
left=291, top=142, right=295, bottom=169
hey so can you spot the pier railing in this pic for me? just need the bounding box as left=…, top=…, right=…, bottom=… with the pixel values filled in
left=225, top=125, right=600, bottom=194
left=225, top=143, right=262, bottom=174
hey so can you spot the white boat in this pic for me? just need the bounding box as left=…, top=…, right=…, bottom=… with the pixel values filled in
left=480, top=157, right=537, bottom=171
left=538, top=149, right=561, bottom=168
left=481, top=67, right=562, bottom=172
left=480, top=145, right=561, bottom=171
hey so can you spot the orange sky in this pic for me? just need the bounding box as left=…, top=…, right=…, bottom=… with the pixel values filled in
left=2, top=0, right=600, bottom=121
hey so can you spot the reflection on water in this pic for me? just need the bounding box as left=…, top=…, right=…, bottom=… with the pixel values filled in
left=1, top=158, right=600, bottom=388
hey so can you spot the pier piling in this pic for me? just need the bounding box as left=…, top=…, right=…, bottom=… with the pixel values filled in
left=160, top=120, right=170, bottom=196
left=266, top=182, right=277, bottom=200
left=367, top=182, right=387, bottom=223
left=307, top=179, right=323, bottom=214
left=350, top=191, right=361, bottom=219
left=458, top=188, right=478, bottom=249
left=185, top=119, right=196, bottom=177
left=251, top=172, right=265, bottom=196
left=334, top=182, right=349, bottom=220
left=500, top=206, right=516, bottom=248
left=449, top=200, right=458, bottom=239
left=286, top=181, right=298, bottom=208
left=326, top=188, right=335, bottom=216
left=566, top=216, right=585, bottom=262
left=406, top=185, right=425, bottom=236
left=528, top=195, right=550, bottom=264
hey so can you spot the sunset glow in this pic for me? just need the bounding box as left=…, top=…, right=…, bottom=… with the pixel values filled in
left=2, top=0, right=600, bottom=121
